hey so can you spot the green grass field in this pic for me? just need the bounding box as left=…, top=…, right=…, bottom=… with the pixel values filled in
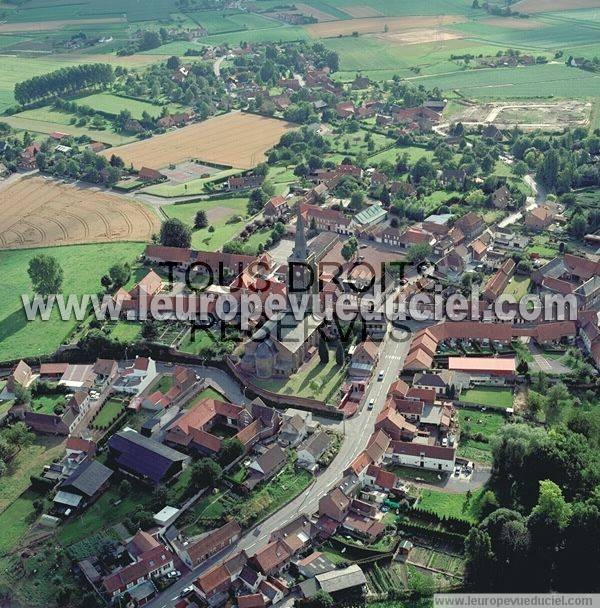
left=502, top=276, right=531, bottom=300
left=460, top=388, right=513, bottom=409
left=0, top=242, right=145, bottom=363
left=458, top=408, right=507, bottom=463
left=4, top=106, right=136, bottom=146
left=417, top=488, right=483, bottom=522
left=30, top=393, right=66, bottom=414
left=163, top=197, right=248, bottom=250
left=91, top=398, right=124, bottom=428
left=406, top=63, right=600, bottom=99
left=253, top=355, right=345, bottom=403
left=141, top=169, right=241, bottom=197
left=75, top=92, right=173, bottom=118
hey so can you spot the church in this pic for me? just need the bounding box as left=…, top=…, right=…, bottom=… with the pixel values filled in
left=240, top=207, right=323, bottom=379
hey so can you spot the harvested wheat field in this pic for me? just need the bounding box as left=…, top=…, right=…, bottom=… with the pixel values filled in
left=101, top=112, right=296, bottom=170
left=341, top=5, right=383, bottom=18
left=377, top=29, right=463, bottom=45
left=0, top=17, right=126, bottom=33
left=304, top=15, right=464, bottom=38
left=481, top=17, right=547, bottom=29
left=295, top=2, right=338, bottom=21
left=0, top=176, right=159, bottom=249
left=513, top=0, right=600, bottom=12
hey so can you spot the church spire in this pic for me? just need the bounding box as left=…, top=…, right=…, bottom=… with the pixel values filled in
left=292, top=203, right=308, bottom=261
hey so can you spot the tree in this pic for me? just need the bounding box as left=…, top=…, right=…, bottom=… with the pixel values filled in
left=118, top=479, right=131, bottom=498
left=341, top=235, right=358, bottom=261
left=531, top=480, right=572, bottom=530
left=190, top=458, right=222, bottom=490
left=349, top=191, right=364, bottom=211
left=306, top=591, right=334, bottom=608
left=160, top=218, right=192, bottom=248
left=335, top=341, right=345, bottom=366
left=406, top=243, right=433, bottom=264
left=141, top=319, right=158, bottom=341
left=544, top=382, right=569, bottom=426
left=13, top=384, right=31, bottom=405
left=108, top=263, right=131, bottom=289
left=477, top=490, right=500, bottom=520
left=569, top=214, right=587, bottom=240
left=28, top=254, right=63, bottom=295
left=166, top=55, right=181, bottom=70
left=194, top=210, right=208, bottom=229
left=3, top=422, right=33, bottom=455
left=318, top=337, right=329, bottom=364
left=220, top=438, right=244, bottom=466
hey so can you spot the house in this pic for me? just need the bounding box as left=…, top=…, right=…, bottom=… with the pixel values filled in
left=65, top=436, right=97, bottom=457
left=300, top=203, right=351, bottom=234
left=3, top=360, right=34, bottom=398
left=139, top=167, right=166, bottom=182
left=318, top=487, right=351, bottom=523
left=243, top=445, right=286, bottom=491
left=364, top=464, right=397, bottom=492
left=297, top=431, right=331, bottom=471
left=194, top=551, right=248, bottom=605
left=93, top=359, right=118, bottom=388
left=525, top=205, right=556, bottom=231
left=19, top=144, right=41, bottom=169
left=413, top=372, right=447, bottom=394
left=113, top=357, right=158, bottom=396
left=103, top=538, right=174, bottom=600
left=53, top=458, right=112, bottom=515
left=263, top=196, right=289, bottom=219
left=299, top=564, right=367, bottom=601
left=374, top=408, right=417, bottom=442
left=108, top=429, right=190, bottom=485
left=175, top=520, right=242, bottom=569
left=349, top=338, right=379, bottom=379
left=388, top=440, right=456, bottom=472
left=448, top=356, right=516, bottom=378
left=342, top=508, right=385, bottom=542
left=228, top=175, right=264, bottom=191
left=482, top=258, right=516, bottom=302
left=278, top=414, right=307, bottom=447
left=295, top=552, right=337, bottom=578
left=491, top=185, right=512, bottom=210
left=238, top=594, right=266, bottom=608
left=251, top=540, right=293, bottom=576
left=482, top=125, right=503, bottom=141
left=454, top=212, right=485, bottom=239
left=24, top=392, right=91, bottom=436
left=165, top=397, right=257, bottom=455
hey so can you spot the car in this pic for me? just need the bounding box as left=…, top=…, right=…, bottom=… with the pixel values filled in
left=378, top=370, right=384, bottom=381
left=253, top=527, right=261, bottom=536
left=181, top=586, right=194, bottom=597
left=368, top=399, right=375, bottom=410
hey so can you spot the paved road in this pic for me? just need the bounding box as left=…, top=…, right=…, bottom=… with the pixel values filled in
left=146, top=330, right=413, bottom=607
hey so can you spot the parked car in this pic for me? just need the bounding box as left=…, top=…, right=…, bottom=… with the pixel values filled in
left=368, top=399, right=375, bottom=410
left=378, top=370, right=384, bottom=381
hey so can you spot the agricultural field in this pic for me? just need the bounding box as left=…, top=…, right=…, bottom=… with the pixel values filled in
left=0, top=242, right=145, bottom=362
left=407, top=63, right=600, bottom=98
left=304, top=14, right=466, bottom=38
left=163, top=197, right=248, bottom=250
left=101, top=112, right=296, bottom=170
left=75, top=92, right=178, bottom=119
left=0, top=176, right=159, bottom=249
left=2, top=106, right=135, bottom=146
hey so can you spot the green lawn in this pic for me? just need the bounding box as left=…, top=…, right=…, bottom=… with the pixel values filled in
left=109, top=320, right=142, bottom=342
left=0, top=490, right=39, bottom=554
left=58, top=484, right=151, bottom=547
left=30, top=393, right=67, bottom=415
left=502, top=276, right=531, bottom=300
left=75, top=92, right=177, bottom=119
left=417, top=488, right=483, bottom=523
left=163, top=197, right=248, bottom=251
left=2, top=110, right=136, bottom=146
left=91, top=398, right=124, bottom=428
left=0, top=436, right=64, bottom=513
left=0, top=243, right=145, bottom=362
left=458, top=409, right=507, bottom=464
left=142, top=169, right=242, bottom=197
left=253, top=355, right=346, bottom=403
left=460, top=387, right=514, bottom=409
left=151, top=374, right=173, bottom=394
